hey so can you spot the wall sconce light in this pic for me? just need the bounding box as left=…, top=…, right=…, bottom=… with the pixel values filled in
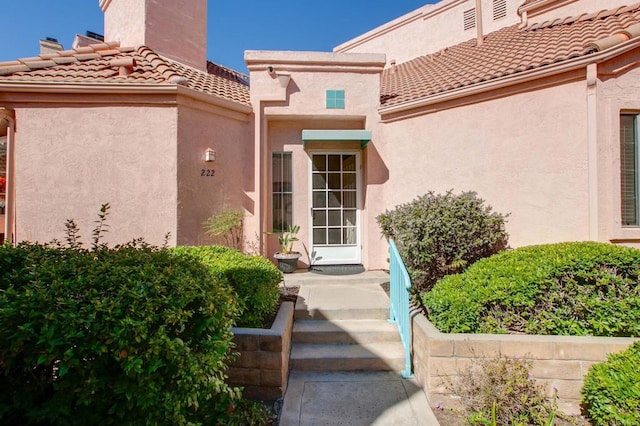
left=204, top=148, right=216, bottom=162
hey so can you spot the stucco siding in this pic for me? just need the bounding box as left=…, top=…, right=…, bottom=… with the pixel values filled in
left=367, top=80, right=590, bottom=269
left=598, top=57, right=640, bottom=245
left=176, top=102, right=253, bottom=246
left=15, top=106, right=178, bottom=247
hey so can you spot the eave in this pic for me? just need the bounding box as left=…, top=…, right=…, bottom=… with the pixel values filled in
left=379, top=37, right=640, bottom=122
left=0, top=80, right=252, bottom=114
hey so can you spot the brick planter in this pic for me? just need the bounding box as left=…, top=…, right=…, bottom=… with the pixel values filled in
left=227, top=301, right=294, bottom=400
left=411, top=313, right=638, bottom=414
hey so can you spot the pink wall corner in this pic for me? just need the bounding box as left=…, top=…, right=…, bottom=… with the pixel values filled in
left=597, top=52, right=640, bottom=246
left=366, top=79, right=592, bottom=269
left=175, top=100, right=254, bottom=247
left=265, top=119, right=366, bottom=267
left=14, top=105, right=179, bottom=247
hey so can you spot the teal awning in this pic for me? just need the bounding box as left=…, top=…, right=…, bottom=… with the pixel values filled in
left=302, top=130, right=371, bottom=149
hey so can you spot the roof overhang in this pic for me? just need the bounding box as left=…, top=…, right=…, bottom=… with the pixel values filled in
left=379, top=37, right=640, bottom=122
left=302, top=129, right=371, bottom=149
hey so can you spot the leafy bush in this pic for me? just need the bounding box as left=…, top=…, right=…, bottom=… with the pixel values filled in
left=582, top=341, right=640, bottom=425
left=173, top=246, right=282, bottom=328
left=0, top=241, right=244, bottom=425
left=377, top=190, right=509, bottom=293
left=203, top=205, right=244, bottom=251
left=448, top=355, right=558, bottom=425
left=423, top=242, right=640, bottom=335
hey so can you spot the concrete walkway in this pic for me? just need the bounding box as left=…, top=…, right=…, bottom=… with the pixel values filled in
left=279, top=270, right=439, bottom=426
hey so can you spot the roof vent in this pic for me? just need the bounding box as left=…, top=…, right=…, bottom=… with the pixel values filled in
left=109, top=57, right=136, bottom=76
left=464, top=8, right=476, bottom=31
left=85, top=31, right=104, bottom=42
left=39, top=38, right=63, bottom=55
left=493, top=0, right=507, bottom=21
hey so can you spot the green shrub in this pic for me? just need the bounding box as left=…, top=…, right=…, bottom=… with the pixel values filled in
left=423, top=242, right=640, bottom=335
left=173, top=246, right=282, bottom=328
left=448, top=355, right=558, bottom=425
left=0, top=241, right=243, bottom=425
left=377, top=190, right=509, bottom=293
left=582, top=341, right=640, bottom=425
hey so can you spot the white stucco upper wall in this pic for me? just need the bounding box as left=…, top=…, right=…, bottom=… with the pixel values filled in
left=334, top=0, right=523, bottom=66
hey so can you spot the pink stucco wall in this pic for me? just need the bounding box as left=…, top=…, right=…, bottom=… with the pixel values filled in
left=14, top=105, right=178, bottom=247
left=365, top=79, right=591, bottom=269
left=597, top=53, right=640, bottom=246
left=176, top=98, right=254, bottom=246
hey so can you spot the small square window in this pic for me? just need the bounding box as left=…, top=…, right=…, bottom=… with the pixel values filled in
left=326, top=90, right=345, bottom=109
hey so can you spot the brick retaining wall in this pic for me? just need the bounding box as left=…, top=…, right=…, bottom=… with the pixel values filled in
left=411, top=313, right=637, bottom=414
left=227, top=301, right=294, bottom=400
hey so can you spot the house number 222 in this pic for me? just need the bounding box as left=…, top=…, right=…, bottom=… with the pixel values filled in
left=201, top=169, right=216, bottom=177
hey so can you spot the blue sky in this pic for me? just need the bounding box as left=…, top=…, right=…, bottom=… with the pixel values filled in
left=0, top=1, right=434, bottom=73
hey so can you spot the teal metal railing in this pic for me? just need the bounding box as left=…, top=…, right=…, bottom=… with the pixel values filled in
left=388, top=239, right=413, bottom=378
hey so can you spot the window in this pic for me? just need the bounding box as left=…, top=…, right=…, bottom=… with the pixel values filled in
left=272, top=152, right=293, bottom=232
left=463, top=8, right=476, bottom=31
left=326, top=90, right=345, bottom=109
left=493, top=0, right=507, bottom=20
left=621, top=114, right=640, bottom=226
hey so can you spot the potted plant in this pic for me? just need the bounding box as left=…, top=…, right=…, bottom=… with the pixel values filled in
left=273, top=225, right=301, bottom=273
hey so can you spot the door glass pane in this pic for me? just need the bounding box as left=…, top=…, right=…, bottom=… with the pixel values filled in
left=328, top=173, right=341, bottom=190
left=313, top=210, right=326, bottom=227
left=344, top=210, right=356, bottom=227
left=343, top=173, right=356, bottom=190
left=313, top=155, right=326, bottom=171
left=343, top=191, right=356, bottom=208
left=328, top=191, right=341, bottom=207
left=328, top=228, right=341, bottom=244
left=328, top=155, right=341, bottom=171
left=313, top=191, right=326, bottom=208
left=328, top=210, right=341, bottom=226
left=343, top=227, right=357, bottom=245
left=314, top=228, right=326, bottom=245
left=343, top=155, right=356, bottom=171
left=313, top=173, right=327, bottom=189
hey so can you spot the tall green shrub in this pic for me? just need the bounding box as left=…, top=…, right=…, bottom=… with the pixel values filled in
left=423, top=242, right=640, bottom=335
left=0, top=242, right=241, bottom=425
left=173, top=246, right=282, bottom=328
left=582, top=341, right=640, bottom=425
left=377, top=190, right=508, bottom=293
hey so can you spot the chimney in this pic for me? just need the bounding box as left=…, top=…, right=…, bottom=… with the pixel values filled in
left=39, top=37, right=63, bottom=55
left=100, top=0, right=208, bottom=71
left=73, top=31, right=105, bottom=48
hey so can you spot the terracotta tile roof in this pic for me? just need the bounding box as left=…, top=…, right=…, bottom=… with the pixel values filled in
left=381, top=4, right=640, bottom=108
left=0, top=42, right=251, bottom=106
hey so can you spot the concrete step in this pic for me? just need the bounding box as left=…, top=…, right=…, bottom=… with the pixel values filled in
left=290, top=341, right=406, bottom=372
left=294, top=283, right=391, bottom=321
left=293, top=320, right=401, bottom=344
left=283, top=270, right=389, bottom=287
left=294, top=306, right=389, bottom=321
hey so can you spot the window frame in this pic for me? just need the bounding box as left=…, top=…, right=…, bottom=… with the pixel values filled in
left=620, top=113, right=640, bottom=227
left=271, top=151, right=293, bottom=233
left=326, top=90, right=345, bottom=109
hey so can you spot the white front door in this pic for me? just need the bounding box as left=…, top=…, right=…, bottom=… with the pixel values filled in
left=310, top=152, right=361, bottom=265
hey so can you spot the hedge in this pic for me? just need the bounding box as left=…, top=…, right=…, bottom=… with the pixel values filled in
left=377, top=190, right=508, bottom=294
left=423, top=242, right=640, bottom=335
left=0, top=242, right=243, bottom=425
left=172, top=246, right=282, bottom=328
left=582, top=341, right=640, bottom=425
